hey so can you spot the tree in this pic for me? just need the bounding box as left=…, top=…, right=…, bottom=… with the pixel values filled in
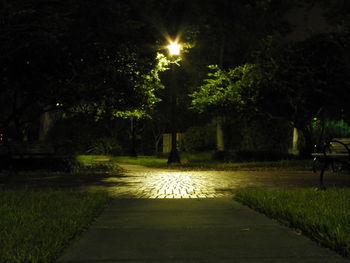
left=190, top=32, right=350, bottom=157
left=253, top=33, right=350, bottom=156
left=0, top=0, right=160, bottom=141
left=190, top=64, right=261, bottom=150
left=110, top=53, right=172, bottom=156
left=0, top=0, right=75, bottom=139
left=191, top=64, right=260, bottom=113
left=178, top=0, right=294, bottom=151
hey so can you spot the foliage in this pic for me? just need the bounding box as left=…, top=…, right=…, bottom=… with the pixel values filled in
left=48, top=116, right=97, bottom=154
left=181, top=125, right=216, bottom=152
left=0, top=0, right=159, bottom=140
left=111, top=53, right=175, bottom=120
left=48, top=115, right=127, bottom=155
left=312, top=118, right=350, bottom=146
left=86, top=137, right=122, bottom=156
left=316, top=0, right=350, bottom=27
left=234, top=117, right=292, bottom=152
left=231, top=150, right=294, bottom=162
left=235, top=188, right=350, bottom=258
left=184, top=0, right=292, bottom=69
left=67, top=50, right=165, bottom=121
left=322, top=120, right=350, bottom=138
left=253, top=33, right=350, bottom=156
left=190, top=32, right=350, bottom=156
left=212, top=149, right=294, bottom=162
left=190, top=64, right=260, bottom=115
left=3, top=0, right=350, bottom=157
left=255, top=34, right=350, bottom=124
left=190, top=63, right=294, bottom=154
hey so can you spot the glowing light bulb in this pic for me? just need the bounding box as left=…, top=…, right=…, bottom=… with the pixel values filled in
left=168, top=42, right=181, bottom=55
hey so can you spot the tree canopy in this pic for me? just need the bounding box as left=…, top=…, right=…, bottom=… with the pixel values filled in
left=190, top=64, right=260, bottom=116
left=0, top=0, right=162, bottom=139
left=2, top=0, right=350, bottom=156
left=190, top=31, right=350, bottom=156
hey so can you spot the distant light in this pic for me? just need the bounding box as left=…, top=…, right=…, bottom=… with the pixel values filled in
left=56, top=103, right=60, bottom=106
left=168, top=41, right=181, bottom=56
left=313, top=117, right=318, bottom=121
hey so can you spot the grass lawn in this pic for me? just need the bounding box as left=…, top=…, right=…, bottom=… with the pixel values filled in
left=235, top=188, right=350, bottom=258
left=76, top=154, right=312, bottom=170
left=0, top=189, right=110, bottom=263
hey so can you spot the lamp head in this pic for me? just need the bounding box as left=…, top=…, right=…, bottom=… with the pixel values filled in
left=167, top=41, right=181, bottom=56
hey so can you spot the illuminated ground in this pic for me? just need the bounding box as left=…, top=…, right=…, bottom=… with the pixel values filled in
left=56, top=164, right=350, bottom=263
left=80, top=163, right=350, bottom=198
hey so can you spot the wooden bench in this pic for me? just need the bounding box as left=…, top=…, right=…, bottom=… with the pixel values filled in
left=312, top=138, right=350, bottom=189
left=0, top=142, right=68, bottom=171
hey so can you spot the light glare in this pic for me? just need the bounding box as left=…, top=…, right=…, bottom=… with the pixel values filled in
left=168, top=42, right=181, bottom=55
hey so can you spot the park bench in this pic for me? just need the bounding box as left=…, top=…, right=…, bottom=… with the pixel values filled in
left=0, top=142, right=68, bottom=171
left=312, top=137, right=350, bottom=189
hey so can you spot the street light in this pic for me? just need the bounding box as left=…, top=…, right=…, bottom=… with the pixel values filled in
left=167, top=40, right=181, bottom=164
left=168, top=41, right=181, bottom=55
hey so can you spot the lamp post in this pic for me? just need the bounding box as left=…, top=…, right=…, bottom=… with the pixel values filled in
left=167, top=40, right=181, bottom=164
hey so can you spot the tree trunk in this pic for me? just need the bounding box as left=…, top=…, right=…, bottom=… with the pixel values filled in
left=154, top=134, right=162, bottom=157
left=39, top=111, right=54, bottom=141
left=290, top=127, right=299, bottom=154
left=129, top=118, right=137, bottom=157
left=216, top=119, right=225, bottom=151
left=155, top=139, right=160, bottom=157
left=299, top=127, right=313, bottom=159
left=216, top=36, right=226, bottom=152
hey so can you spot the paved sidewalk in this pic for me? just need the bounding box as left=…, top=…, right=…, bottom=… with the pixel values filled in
left=57, top=199, right=349, bottom=262
left=56, top=164, right=350, bottom=262
left=79, top=163, right=350, bottom=199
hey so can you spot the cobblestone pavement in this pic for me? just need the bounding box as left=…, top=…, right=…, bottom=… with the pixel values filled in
left=81, top=163, right=350, bottom=199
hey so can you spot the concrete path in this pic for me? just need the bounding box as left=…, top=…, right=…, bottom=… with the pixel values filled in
left=57, top=198, right=349, bottom=262
left=56, top=164, right=350, bottom=262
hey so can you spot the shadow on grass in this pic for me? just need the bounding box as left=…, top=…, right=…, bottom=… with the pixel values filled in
left=0, top=167, right=138, bottom=190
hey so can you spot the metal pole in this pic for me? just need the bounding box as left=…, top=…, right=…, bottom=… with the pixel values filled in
left=167, top=62, right=180, bottom=164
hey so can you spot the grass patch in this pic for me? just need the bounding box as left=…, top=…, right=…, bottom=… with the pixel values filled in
left=1, top=156, right=124, bottom=189
left=235, top=188, right=350, bottom=257
left=87, top=154, right=312, bottom=170
left=112, top=155, right=168, bottom=167
left=75, top=155, right=111, bottom=166
left=215, top=159, right=312, bottom=170
left=0, top=189, right=110, bottom=263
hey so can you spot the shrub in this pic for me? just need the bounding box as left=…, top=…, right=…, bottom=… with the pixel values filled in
left=212, top=150, right=295, bottom=162
left=86, top=137, right=122, bottom=156
left=211, top=150, right=230, bottom=161
left=48, top=116, right=98, bottom=154
left=182, top=125, right=216, bottom=152
left=227, top=117, right=291, bottom=153
left=232, top=150, right=294, bottom=162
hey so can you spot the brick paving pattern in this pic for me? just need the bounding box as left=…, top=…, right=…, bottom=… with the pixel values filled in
left=80, top=163, right=350, bottom=199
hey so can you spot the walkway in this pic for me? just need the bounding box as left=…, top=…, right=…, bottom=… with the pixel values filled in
left=79, top=163, right=350, bottom=198
left=56, top=199, right=348, bottom=263
left=56, top=164, right=350, bottom=262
